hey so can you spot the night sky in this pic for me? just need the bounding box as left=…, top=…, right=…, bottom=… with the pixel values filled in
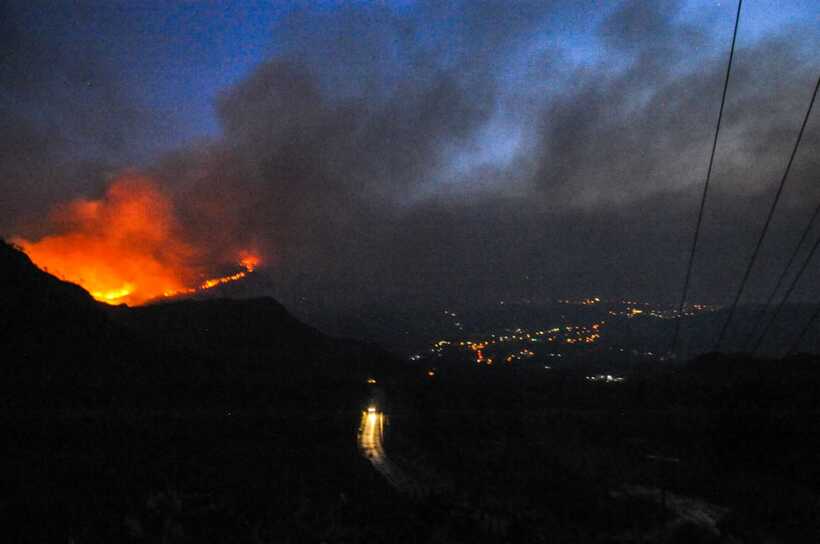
left=3, top=0, right=818, bottom=310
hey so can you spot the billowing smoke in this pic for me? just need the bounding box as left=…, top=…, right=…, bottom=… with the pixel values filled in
left=14, top=174, right=260, bottom=305
left=4, top=1, right=819, bottom=310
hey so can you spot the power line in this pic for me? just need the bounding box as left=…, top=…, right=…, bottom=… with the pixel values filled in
left=751, top=230, right=820, bottom=355
left=670, top=0, right=743, bottom=356
left=787, top=304, right=820, bottom=356
left=746, top=202, right=820, bottom=351
left=713, top=74, right=820, bottom=352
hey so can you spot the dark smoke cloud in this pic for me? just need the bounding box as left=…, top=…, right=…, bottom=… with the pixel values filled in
left=531, top=1, right=819, bottom=306
left=5, top=1, right=819, bottom=310
left=0, top=2, right=173, bottom=235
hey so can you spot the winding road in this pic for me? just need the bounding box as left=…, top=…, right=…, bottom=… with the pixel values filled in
left=358, top=408, right=424, bottom=497
left=357, top=406, right=515, bottom=535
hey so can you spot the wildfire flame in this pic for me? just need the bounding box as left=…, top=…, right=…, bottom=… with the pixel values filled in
left=13, top=174, right=260, bottom=306
left=161, top=265, right=256, bottom=299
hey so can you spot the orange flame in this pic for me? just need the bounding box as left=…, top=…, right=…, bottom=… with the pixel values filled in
left=238, top=251, right=260, bottom=272
left=13, top=174, right=260, bottom=306
left=161, top=263, right=256, bottom=299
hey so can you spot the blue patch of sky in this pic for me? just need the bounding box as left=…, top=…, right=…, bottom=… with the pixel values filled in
left=16, top=0, right=814, bottom=158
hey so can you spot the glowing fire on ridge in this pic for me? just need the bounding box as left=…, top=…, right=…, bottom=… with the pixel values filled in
left=13, top=175, right=261, bottom=306
left=161, top=257, right=258, bottom=299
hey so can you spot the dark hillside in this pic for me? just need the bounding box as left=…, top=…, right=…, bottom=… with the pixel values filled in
left=0, top=239, right=146, bottom=389
left=1, top=239, right=403, bottom=410
left=2, top=239, right=422, bottom=542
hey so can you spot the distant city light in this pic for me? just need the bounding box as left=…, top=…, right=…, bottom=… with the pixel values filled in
left=586, top=374, right=625, bottom=383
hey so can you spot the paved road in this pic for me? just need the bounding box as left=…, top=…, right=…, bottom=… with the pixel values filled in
left=356, top=407, right=516, bottom=536
left=357, top=408, right=423, bottom=496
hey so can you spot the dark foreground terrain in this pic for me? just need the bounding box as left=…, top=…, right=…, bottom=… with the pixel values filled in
left=391, top=355, right=820, bottom=542
left=3, top=239, right=819, bottom=542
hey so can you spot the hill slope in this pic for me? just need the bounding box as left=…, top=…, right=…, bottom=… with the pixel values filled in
left=1, top=239, right=399, bottom=410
